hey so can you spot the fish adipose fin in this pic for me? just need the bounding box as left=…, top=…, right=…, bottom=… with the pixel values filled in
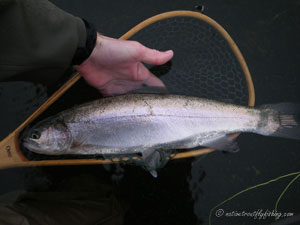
left=202, top=135, right=240, bottom=153
left=261, top=103, right=300, bottom=140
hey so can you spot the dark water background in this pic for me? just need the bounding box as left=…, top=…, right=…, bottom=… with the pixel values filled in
left=0, top=0, right=300, bottom=224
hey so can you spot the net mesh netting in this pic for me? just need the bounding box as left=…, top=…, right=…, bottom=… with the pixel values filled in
left=131, top=16, right=249, bottom=104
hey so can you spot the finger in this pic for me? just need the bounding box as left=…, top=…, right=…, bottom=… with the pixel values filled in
left=135, top=62, right=165, bottom=87
left=135, top=62, right=158, bottom=81
left=142, top=73, right=165, bottom=88
left=99, top=76, right=165, bottom=96
left=139, top=47, right=174, bottom=65
left=98, top=79, right=144, bottom=96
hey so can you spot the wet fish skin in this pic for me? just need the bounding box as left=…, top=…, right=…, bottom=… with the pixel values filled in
left=23, top=94, right=300, bottom=174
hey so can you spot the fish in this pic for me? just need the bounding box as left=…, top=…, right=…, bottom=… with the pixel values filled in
left=23, top=94, right=300, bottom=177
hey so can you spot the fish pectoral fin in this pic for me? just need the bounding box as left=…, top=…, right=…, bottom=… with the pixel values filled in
left=202, top=135, right=240, bottom=153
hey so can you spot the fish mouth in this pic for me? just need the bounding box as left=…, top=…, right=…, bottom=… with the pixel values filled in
left=22, top=138, right=42, bottom=153
left=22, top=138, right=68, bottom=155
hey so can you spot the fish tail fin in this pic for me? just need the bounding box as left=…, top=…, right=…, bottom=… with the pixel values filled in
left=261, top=103, right=300, bottom=140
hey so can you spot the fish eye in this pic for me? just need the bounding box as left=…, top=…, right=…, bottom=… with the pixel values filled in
left=31, top=130, right=41, bottom=139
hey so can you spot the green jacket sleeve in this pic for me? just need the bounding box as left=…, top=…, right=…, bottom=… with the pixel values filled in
left=0, top=0, right=87, bottom=81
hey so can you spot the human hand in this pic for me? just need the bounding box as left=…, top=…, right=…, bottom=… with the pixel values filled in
left=74, top=33, right=174, bottom=96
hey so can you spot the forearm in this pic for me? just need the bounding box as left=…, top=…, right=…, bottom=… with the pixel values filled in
left=0, top=0, right=93, bottom=80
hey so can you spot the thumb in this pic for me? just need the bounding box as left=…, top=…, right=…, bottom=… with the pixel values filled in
left=140, top=47, right=174, bottom=65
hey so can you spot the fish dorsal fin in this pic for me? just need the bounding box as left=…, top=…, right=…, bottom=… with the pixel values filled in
left=202, top=135, right=240, bottom=153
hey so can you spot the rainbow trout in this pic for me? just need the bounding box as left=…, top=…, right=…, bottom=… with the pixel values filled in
left=23, top=94, right=300, bottom=177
